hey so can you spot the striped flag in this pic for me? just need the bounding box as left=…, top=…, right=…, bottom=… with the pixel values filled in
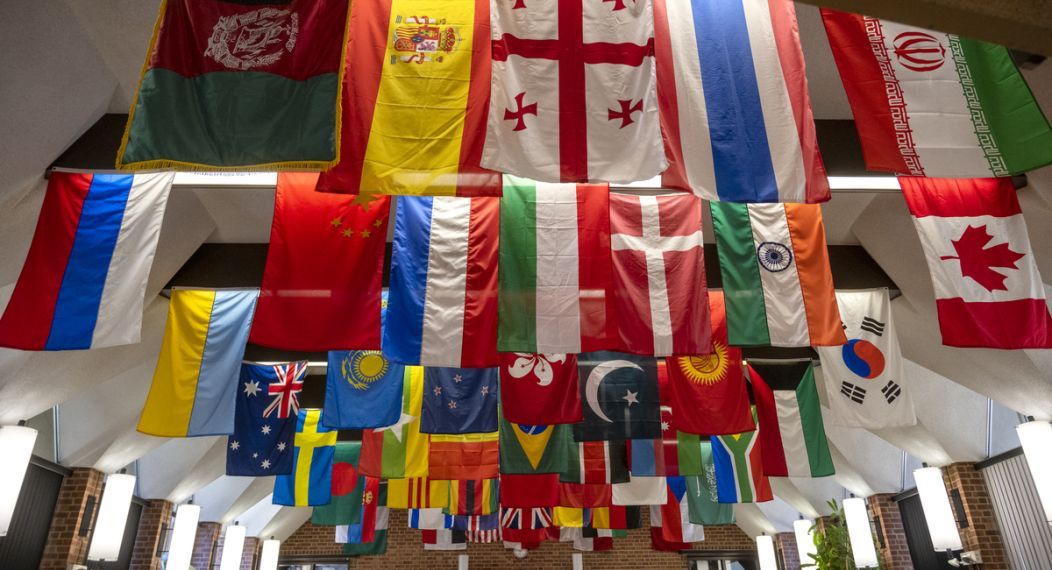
left=654, top=0, right=829, bottom=203
left=359, top=367, right=429, bottom=479
left=712, top=416, right=772, bottom=504
left=422, top=529, right=466, bottom=551
left=822, top=9, right=1052, bottom=178
left=652, top=476, right=705, bottom=543
left=561, top=441, right=630, bottom=485
left=385, top=196, right=500, bottom=367
left=710, top=202, right=846, bottom=347
left=408, top=508, right=452, bottom=530
left=387, top=478, right=449, bottom=509
left=446, top=479, right=499, bottom=516
left=497, top=177, right=616, bottom=353
left=750, top=362, right=835, bottom=477
left=428, top=432, right=500, bottom=480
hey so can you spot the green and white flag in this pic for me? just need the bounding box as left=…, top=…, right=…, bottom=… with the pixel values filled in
left=685, top=441, right=734, bottom=525
left=750, top=362, right=835, bottom=478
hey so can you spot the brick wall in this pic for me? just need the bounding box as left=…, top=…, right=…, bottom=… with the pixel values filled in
left=283, top=509, right=755, bottom=568
left=191, top=521, right=221, bottom=569
left=39, top=467, right=104, bottom=569
left=241, top=536, right=260, bottom=570
left=130, top=499, right=172, bottom=570
left=943, top=463, right=1009, bottom=570
left=776, top=532, right=800, bottom=570
left=868, top=493, right=911, bottom=570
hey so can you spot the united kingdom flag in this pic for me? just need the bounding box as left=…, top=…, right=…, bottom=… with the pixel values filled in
left=263, top=361, right=307, bottom=418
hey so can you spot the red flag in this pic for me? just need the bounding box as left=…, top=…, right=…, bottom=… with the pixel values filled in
left=666, top=291, right=755, bottom=435
left=609, top=193, right=711, bottom=356
left=249, top=173, right=389, bottom=350
left=499, top=353, right=582, bottom=424
left=650, top=526, right=691, bottom=552
left=361, top=476, right=381, bottom=543
left=499, top=473, right=559, bottom=508
left=558, top=482, right=612, bottom=508
left=428, top=434, right=499, bottom=480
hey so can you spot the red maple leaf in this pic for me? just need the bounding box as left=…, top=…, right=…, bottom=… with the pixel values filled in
left=940, top=224, right=1024, bottom=292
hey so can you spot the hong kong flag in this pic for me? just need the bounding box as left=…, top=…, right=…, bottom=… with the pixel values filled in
left=499, top=353, right=581, bottom=425
left=900, top=177, right=1052, bottom=348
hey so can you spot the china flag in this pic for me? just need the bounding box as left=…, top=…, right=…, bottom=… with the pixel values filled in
left=249, top=173, right=390, bottom=351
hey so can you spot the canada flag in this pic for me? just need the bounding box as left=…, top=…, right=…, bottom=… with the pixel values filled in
left=900, top=177, right=1052, bottom=348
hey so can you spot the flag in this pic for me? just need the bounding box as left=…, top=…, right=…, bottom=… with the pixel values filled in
left=497, top=177, right=616, bottom=353
left=344, top=504, right=390, bottom=556
left=249, top=173, right=390, bottom=351
left=572, top=528, right=619, bottom=552
left=628, top=438, right=664, bottom=478
left=710, top=202, right=846, bottom=347
left=653, top=476, right=705, bottom=543
left=0, top=172, right=173, bottom=350
left=591, top=506, right=641, bottom=530
left=653, top=0, right=829, bottom=203
left=422, top=529, right=467, bottom=551
left=387, top=478, right=449, bottom=509
left=665, top=291, right=754, bottom=435
left=385, top=196, right=500, bottom=367
left=816, top=289, right=917, bottom=428
left=686, top=468, right=735, bottom=525
left=499, top=419, right=571, bottom=475
left=612, top=476, right=667, bottom=506
left=446, top=479, right=500, bottom=516
left=610, top=193, right=711, bottom=356
left=482, top=0, right=665, bottom=183
left=360, top=477, right=386, bottom=543
left=558, top=482, right=613, bottom=508
left=316, top=0, right=500, bottom=196
left=274, top=409, right=339, bottom=506
left=421, top=367, right=499, bottom=434
left=712, top=419, right=772, bottom=504
left=499, top=473, right=560, bottom=508
left=226, top=362, right=304, bottom=476
left=359, top=367, right=429, bottom=478
left=561, top=441, right=630, bottom=485
left=323, top=349, right=404, bottom=429
left=461, top=515, right=501, bottom=543
left=501, top=507, right=552, bottom=543
left=409, top=509, right=452, bottom=530
left=313, top=443, right=362, bottom=525
left=138, top=289, right=257, bottom=437
left=650, top=526, right=692, bottom=552
left=750, top=362, right=834, bottom=478
left=500, top=353, right=582, bottom=425
left=117, top=0, right=349, bottom=170
left=821, top=10, right=1052, bottom=178
left=575, top=352, right=662, bottom=441
left=900, top=177, right=1052, bottom=347
left=428, top=432, right=500, bottom=480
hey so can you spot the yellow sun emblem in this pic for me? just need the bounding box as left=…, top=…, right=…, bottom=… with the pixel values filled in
left=343, top=351, right=389, bottom=390
left=678, top=342, right=729, bottom=385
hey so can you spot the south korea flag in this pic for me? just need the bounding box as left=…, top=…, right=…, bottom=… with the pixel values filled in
left=816, top=289, right=917, bottom=428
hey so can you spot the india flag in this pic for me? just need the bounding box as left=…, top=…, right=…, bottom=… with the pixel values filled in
left=822, top=9, right=1052, bottom=178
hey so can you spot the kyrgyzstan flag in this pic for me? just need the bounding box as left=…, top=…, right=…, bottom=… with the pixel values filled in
left=900, top=177, right=1052, bottom=348
left=249, top=173, right=390, bottom=351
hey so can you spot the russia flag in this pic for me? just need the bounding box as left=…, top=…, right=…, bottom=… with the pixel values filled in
left=0, top=171, right=173, bottom=350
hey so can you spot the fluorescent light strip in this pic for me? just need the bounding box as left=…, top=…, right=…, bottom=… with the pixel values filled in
left=0, top=426, right=37, bottom=537
left=1017, top=420, right=1052, bottom=523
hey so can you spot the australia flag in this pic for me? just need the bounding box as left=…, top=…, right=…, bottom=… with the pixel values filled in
left=226, top=361, right=306, bottom=476
left=574, top=352, right=661, bottom=441
left=420, top=367, right=499, bottom=434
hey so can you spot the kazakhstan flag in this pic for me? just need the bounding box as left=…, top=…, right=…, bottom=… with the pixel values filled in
left=322, top=350, right=405, bottom=429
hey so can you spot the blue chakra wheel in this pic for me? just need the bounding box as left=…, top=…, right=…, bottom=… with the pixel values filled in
left=756, top=241, right=793, bottom=272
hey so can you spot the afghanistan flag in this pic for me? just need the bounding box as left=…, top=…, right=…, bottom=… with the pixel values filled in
left=117, top=0, right=350, bottom=170
left=751, top=362, right=835, bottom=478
left=499, top=418, right=571, bottom=475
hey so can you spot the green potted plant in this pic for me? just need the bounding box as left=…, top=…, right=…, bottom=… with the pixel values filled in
left=802, top=500, right=884, bottom=570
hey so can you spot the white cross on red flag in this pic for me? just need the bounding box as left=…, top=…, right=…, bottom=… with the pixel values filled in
left=482, top=0, right=667, bottom=183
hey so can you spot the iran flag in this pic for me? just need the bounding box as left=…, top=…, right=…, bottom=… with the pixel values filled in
left=900, top=177, right=1052, bottom=348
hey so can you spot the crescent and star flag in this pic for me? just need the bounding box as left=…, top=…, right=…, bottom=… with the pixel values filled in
left=499, top=473, right=560, bottom=508
left=482, top=0, right=666, bottom=183
left=500, top=353, right=582, bottom=425
left=273, top=409, right=338, bottom=506
left=117, top=0, right=350, bottom=170
left=428, top=432, right=500, bottom=480
left=652, top=476, right=705, bottom=544
left=312, top=442, right=361, bottom=525
left=0, top=171, right=173, bottom=350
left=226, top=362, right=305, bottom=476
left=387, top=478, right=449, bottom=509
left=899, top=177, right=1052, bottom=348
left=653, top=0, right=829, bottom=203
left=561, top=440, right=630, bottom=485
left=821, top=10, right=1052, bottom=178
left=710, top=202, right=846, bottom=347
left=323, top=349, right=404, bottom=429
left=421, top=367, right=499, bottom=434
left=666, top=291, right=755, bottom=436
left=138, top=289, right=257, bottom=437
left=446, top=479, right=500, bottom=516
left=610, top=193, right=711, bottom=356
left=499, top=417, right=571, bottom=475
left=249, top=173, right=390, bottom=351
left=498, top=178, right=616, bottom=354
left=574, top=352, right=662, bottom=441
left=686, top=441, right=735, bottom=524
left=385, top=196, right=500, bottom=367
left=817, top=289, right=918, bottom=428
left=359, top=367, right=429, bottom=479
left=750, top=362, right=835, bottom=478
left=712, top=412, right=772, bottom=504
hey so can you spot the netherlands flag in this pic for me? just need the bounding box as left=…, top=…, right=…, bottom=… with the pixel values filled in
left=0, top=171, right=173, bottom=350
left=384, top=196, right=500, bottom=368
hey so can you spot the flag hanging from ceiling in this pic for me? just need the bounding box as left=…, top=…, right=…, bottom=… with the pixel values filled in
left=612, top=476, right=667, bottom=506
left=359, top=478, right=387, bottom=544
left=712, top=417, right=772, bottom=504
left=117, top=0, right=350, bottom=170
left=446, top=479, right=500, bottom=516
left=500, top=507, right=552, bottom=543
left=312, top=442, right=362, bottom=526
left=899, top=177, right=1052, bottom=348
left=649, top=523, right=693, bottom=552
left=575, top=352, right=662, bottom=441
left=653, top=0, right=829, bottom=203
left=500, top=353, right=582, bottom=425
left=0, top=171, right=173, bottom=350
left=498, top=177, right=616, bottom=353
left=710, top=202, right=846, bottom=347
left=385, top=196, right=500, bottom=367
left=499, top=474, right=560, bottom=508
left=422, top=529, right=467, bottom=551
left=821, top=9, right=1052, bottom=178
left=409, top=508, right=453, bottom=530
left=138, top=289, right=257, bottom=437
left=344, top=498, right=390, bottom=556
left=387, top=478, right=449, bottom=509
left=249, top=173, right=389, bottom=351
left=323, top=349, right=405, bottom=429
left=273, top=409, right=339, bottom=506
left=481, top=0, right=666, bottom=183
left=610, top=193, right=711, bottom=356
left=652, top=476, right=705, bottom=544
left=561, top=440, right=630, bottom=485
left=686, top=441, right=735, bottom=524
left=558, top=483, right=613, bottom=509
left=316, top=0, right=500, bottom=196
left=666, top=292, right=755, bottom=436
left=816, top=289, right=918, bottom=428
left=459, top=514, right=501, bottom=543
left=226, top=362, right=304, bottom=476
left=421, top=367, right=499, bottom=434
left=359, top=367, right=429, bottom=479
left=750, top=362, right=835, bottom=478
left=428, top=432, right=500, bottom=480
left=499, top=418, right=571, bottom=475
